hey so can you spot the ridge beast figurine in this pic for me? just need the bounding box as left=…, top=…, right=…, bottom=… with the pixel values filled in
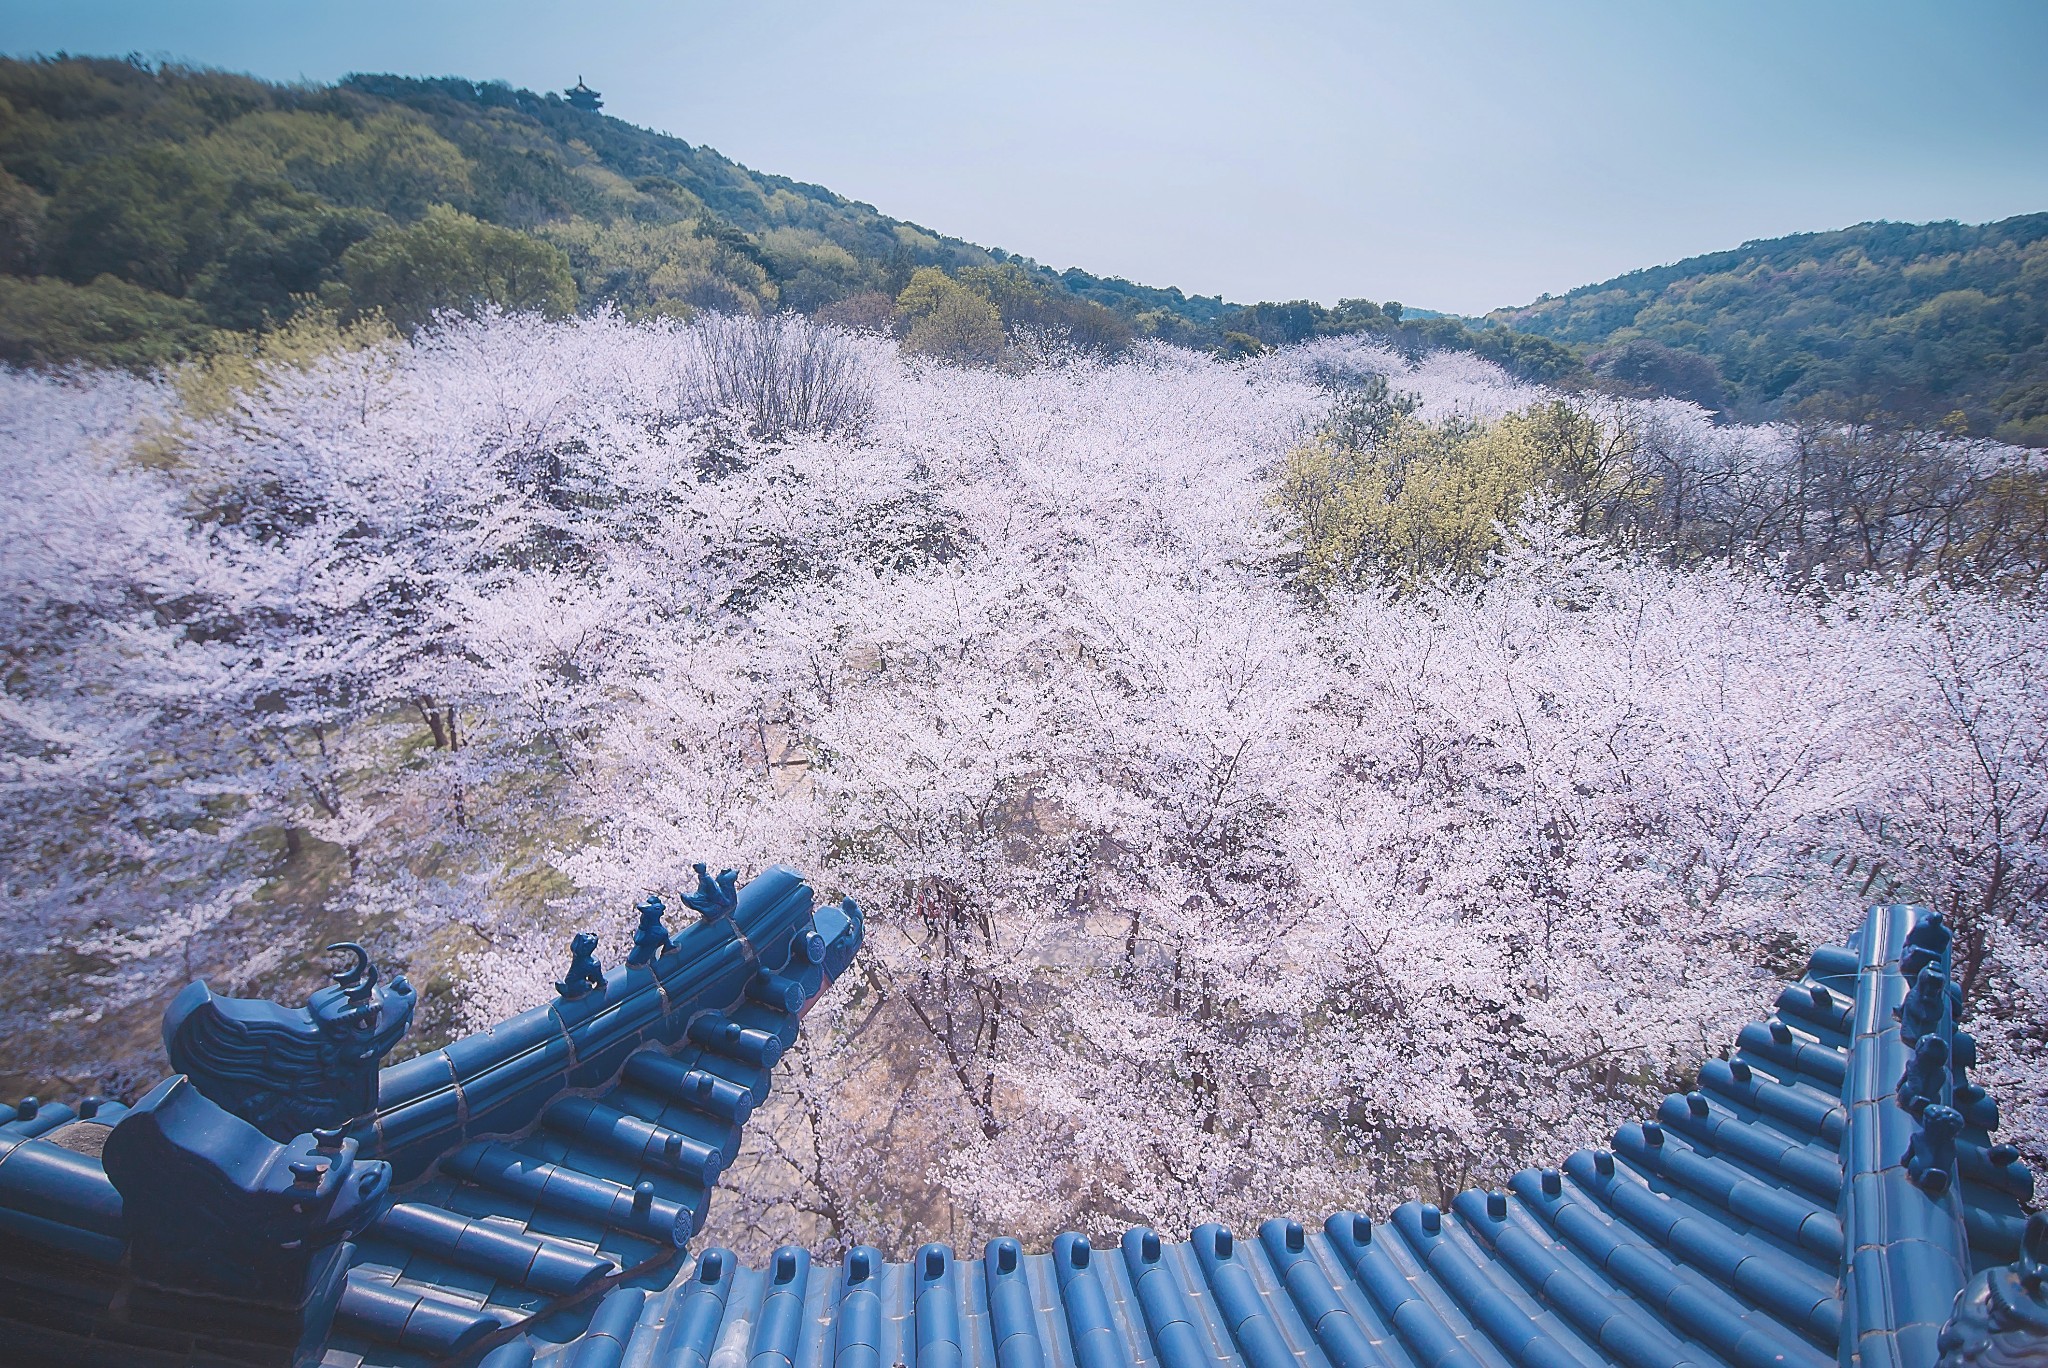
left=101, top=1075, right=392, bottom=1337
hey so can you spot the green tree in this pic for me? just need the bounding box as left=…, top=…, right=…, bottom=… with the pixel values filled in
left=0, top=274, right=218, bottom=371
left=339, top=205, right=575, bottom=330
left=894, top=267, right=1003, bottom=365
left=43, top=146, right=232, bottom=295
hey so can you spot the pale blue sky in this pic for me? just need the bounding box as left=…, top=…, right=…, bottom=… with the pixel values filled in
left=5, top=0, right=2044, bottom=314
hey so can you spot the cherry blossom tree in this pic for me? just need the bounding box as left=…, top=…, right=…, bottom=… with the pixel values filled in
left=4, top=313, right=2044, bottom=1261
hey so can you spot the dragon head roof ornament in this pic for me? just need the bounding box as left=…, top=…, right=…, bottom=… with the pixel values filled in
left=164, top=941, right=416, bottom=1142
left=1941, top=1213, right=2048, bottom=1367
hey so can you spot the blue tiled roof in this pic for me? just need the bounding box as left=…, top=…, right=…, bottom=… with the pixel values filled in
left=322, top=869, right=863, bottom=1361
left=456, top=905, right=2034, bottom=1368
left=0, top=865, right=862, bottom=1367
left=0, top=894, right=2034, bottom=1367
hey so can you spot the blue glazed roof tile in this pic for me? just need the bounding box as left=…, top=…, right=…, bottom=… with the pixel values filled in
left=444, top=903, right=2034, bottom=1368
left=0, top=891, right=2037, bottom=1366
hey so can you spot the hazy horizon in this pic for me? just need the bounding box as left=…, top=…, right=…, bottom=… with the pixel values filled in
left=3, top=0, right=2044, bottom=314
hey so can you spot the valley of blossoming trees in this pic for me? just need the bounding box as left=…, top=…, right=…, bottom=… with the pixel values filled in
left=2, top=313, right=2044, bottom=1257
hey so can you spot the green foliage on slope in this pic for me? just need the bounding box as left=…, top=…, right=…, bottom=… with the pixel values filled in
left=1493, top=216, right=2048, bottom=445
left=5, top=55, right=2037, bottom=421
left=0, top=54, right=1587, bottom=383
left=0, top=56, right=1022, bottom=367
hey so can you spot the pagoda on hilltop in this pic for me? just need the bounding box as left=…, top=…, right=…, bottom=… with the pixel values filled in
left=565, top=77, right=602, bottom=112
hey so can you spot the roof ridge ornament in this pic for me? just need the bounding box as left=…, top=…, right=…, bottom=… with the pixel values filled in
left=556, top=931, right=608, bottom=999
left=626, top=894, right=673, bottom=967
left=163, top=941, right=415, bottom=1142
left=681, top=863, right=739, bottom=920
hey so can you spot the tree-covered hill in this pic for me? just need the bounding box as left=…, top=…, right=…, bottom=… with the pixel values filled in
left=3, top=55, right=2040, bottom=437
left=0, top=56, right=1568, bottom=378
left=0, top=57, right=1009, bottom=363
left=1491, top=216, right=2048, bottom=444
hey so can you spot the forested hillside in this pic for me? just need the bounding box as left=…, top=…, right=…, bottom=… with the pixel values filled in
left=0, top=55, right=1576, bottom=379
left=1494, top=216, right=2048, bottom=444
left=3, top=55, right=2042, bottom=434
left=0, top=57, right=1127, bottom=364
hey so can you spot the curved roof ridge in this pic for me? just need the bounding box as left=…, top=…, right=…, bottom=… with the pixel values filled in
left=0, top=894, right=2036, bottom=1367
left=477, top=903, right=2037, bottom=1368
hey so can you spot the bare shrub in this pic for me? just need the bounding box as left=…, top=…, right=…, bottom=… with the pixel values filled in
left=691, top=313, right=874, bottom=437
left=814, top=292, right=896, bottom=333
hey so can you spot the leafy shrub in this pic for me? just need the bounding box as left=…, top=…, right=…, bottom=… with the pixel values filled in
left=0, top=274, right=218, bottom=370
left=339, top=205, right=575, bottom=330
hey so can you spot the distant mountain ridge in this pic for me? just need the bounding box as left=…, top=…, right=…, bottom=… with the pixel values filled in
left=0, top=56, right=2041, bottom=440
left=1491, top=215, right=2048, bottom=443
left=0, top=60, right=1167, bottom=361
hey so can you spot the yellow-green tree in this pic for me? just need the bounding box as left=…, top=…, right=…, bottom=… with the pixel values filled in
left=894, top=267, right=1003, bottom=365
left=1279, top=400, right=1648, bottom=586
